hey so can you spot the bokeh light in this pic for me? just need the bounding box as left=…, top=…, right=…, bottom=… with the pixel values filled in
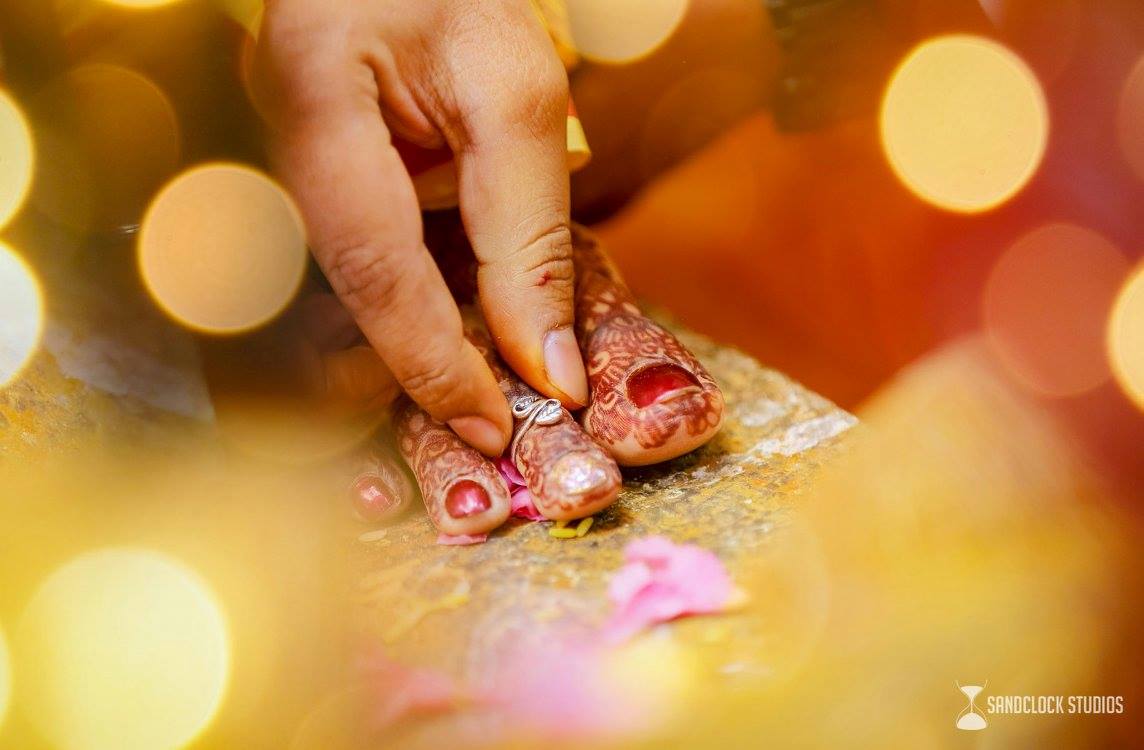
left=0, top=624, right=10, bottom=731
left=880, top=35, right=1048, bottom=213
left=1108, top=264, right=1144, bottom=411
left=289, top=687, right=370, bottom=750
left=98, top=0, right=185, bottom=8
left=977, top=0, right=1081, bottom=85
left=139, top=163, right=307, bottom=334
left=0, top=241, right=45, bottom=388
left=16, top=548, right=230, bottom=750
left=1117, top=55, right=1144, bottom=184
left=564, top=0, right=689, bottom=64
left=0, top=89, right=35, bottom=230
left=214, top=0, right=263, bottom=35
left=30, top=63, right=181, bottom=232
left=984, top=223, right=1129, bottom=398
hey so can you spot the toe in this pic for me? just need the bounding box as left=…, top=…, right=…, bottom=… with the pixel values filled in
left=444, top=479, right=493, bottom=519
left=394, top=398, right=512, bottom=537
left=626, top=363, right=702, bottom=407
left=349, top=445, right=415, bottom=524
left=350, top=474, right=402, bottom=523
left=582, top=315, right=725, bottom=466
left=512, top=410, right=622, bottom=520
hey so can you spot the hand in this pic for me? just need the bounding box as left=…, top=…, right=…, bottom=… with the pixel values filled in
left=348, top=222, right=726, bottom=538
left=251, top=0, right=587, bottom=457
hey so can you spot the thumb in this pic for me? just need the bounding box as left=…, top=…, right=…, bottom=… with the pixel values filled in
left=451, top=52, right=586, bottom=406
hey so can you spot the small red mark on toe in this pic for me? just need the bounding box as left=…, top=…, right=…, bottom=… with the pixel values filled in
left=445, top=480, right=492, bottom=519
left=537, top=271, right=551, bottom=286
left=627, top=363, right=701, bottom=408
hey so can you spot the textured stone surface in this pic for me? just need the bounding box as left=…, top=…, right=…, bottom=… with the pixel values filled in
left=0, top=235, right=210, bottom=463
left=0, top=239, right=856, bottom=736
left=352, top=325, right=856, bottom=683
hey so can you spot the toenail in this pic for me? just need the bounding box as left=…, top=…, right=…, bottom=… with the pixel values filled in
left=445, top=480, right=492, bottom=518
left=626, top=363, right=702, bottom=408
left=351, top=475, right=398, bottom=523
left=550, top=453, right=614, bottom=501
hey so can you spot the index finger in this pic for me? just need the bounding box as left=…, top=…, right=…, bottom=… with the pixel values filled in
left=260, top=52, right=512, bottom=455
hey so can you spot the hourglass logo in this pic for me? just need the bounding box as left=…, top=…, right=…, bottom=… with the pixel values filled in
left=956, top=681, right=988, bottom=731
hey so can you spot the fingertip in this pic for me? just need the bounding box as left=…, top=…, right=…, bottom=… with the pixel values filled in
left=447, top=415, right=509, bottom=457
left=543, top=326, right=588, bottom=406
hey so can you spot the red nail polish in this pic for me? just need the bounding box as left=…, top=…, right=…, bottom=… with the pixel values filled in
left=627, top=364, right=701, bottom=408
left=445, top=480, right=491, bottom=518
left=351, top=475, right=397, bottom=523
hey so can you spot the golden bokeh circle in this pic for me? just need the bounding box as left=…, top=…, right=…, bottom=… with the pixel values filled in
left=16, top=548, right=230, bottom=750
left=0, top=241, right=45, bottom=388
left=30, top=63, right=181, bottom=232
left=0, top=89, right=35, bottom=231
left=564, top=0, right=689, bottom=64
left=139, top=163, right=307, bottom=334
left=880, top=35, right=1048, bottom=213
left=1108, top=264, right=1144, bottom=412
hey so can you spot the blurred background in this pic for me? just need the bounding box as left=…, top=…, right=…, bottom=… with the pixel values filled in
left=0, top=0, right=1142, bottom=748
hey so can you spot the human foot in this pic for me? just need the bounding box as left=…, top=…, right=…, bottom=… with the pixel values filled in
left=571, top=225, right=724, bottom=466
left=347, top=440, right=416, bottom=525
left=465, top=312, right=622, bottom=521
left=385, top=310, right=620, bottom=536
left=393, top=397, right=513, bottom=538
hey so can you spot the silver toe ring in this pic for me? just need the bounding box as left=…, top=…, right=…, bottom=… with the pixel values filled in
left=509, top=394, right=563, bottom=463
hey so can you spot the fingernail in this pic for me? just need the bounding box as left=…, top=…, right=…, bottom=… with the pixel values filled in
left=544, top=328, right=588, bottom=406
left=351, top=475, right=398, bottom=523
left=445, top=480, right=492, bottom=518
left=447, top=415, right=507, bottom=456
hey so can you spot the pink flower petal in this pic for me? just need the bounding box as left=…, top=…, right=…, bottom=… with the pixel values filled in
left=603, top=536, right=735, bottom=642
left=623, top=535, right=678, bottom=566
left=607, top=560, right=654, bottom=604
left=437, top=532, right=488, bottom=546
left=497, top=457, right=547, bottom=521
left=496, top=456, right=526, bottom=488
left=361, top=653, right=463, bottom=729
left=490, top=636, right=656, bottom=738
left=509, top=487, right=546, bottom=521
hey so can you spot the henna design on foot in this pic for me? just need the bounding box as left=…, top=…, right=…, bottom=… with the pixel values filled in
left=571, top=225, right=725, bottom=466
left=464, top=312, right=622, bottom=520
left=393, top=397, right=512, bottom=536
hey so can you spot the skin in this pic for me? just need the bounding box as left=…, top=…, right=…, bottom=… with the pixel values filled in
left=392, top=308, right=619, bottom=537
left=421, top=216, right=725, bottom=465
left=349, top=440, right=416, bottom=524
left=570, top=226, right=724, bottom=466
left=251, top=0, right=588, bottom=459
left=353, top=222, right=724, bottom=535
left=393, top=396, right=513, bottom=537
left=466, top=311, right=622, bottom=521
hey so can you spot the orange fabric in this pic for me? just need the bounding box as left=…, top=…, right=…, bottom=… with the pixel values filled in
left=596, top=111, right=938, bottom=407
